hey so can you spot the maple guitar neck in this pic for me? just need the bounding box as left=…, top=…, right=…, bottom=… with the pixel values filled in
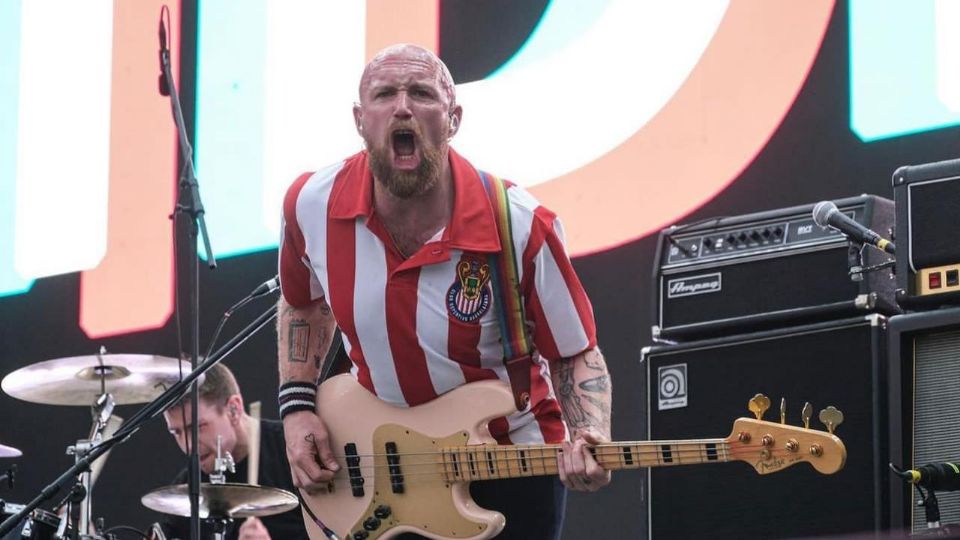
left=439, top=439, right=729, bottom=482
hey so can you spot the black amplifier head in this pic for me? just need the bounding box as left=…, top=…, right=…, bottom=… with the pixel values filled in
left=893, top=159, right=960, bottom=309
left=652, top=195, right=896, bottom=341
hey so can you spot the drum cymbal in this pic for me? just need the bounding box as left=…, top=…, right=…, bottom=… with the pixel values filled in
left=141, top=483, right=299, bottom=519
left=0, top=443, right=21, bottom=458
left=2, top=354, right=197, bottom=406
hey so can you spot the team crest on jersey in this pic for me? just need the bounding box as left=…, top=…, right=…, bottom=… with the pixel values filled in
left=446, top=255, right=492, bottom=322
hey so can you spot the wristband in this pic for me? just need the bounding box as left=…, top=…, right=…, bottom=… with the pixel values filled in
left=279, top=381, right=318, bottom=419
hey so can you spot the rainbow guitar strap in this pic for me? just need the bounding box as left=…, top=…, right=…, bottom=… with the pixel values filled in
left=479, top=170, right=533, bottom=411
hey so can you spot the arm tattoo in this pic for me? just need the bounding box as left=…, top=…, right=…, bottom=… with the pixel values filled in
left=578, top=374, right=610, bottom=393
left=554, top=352, right=612, bottom=434
left=313, top=324, right=330, bottom=369
left=584, top=352, right=606, bottom=370
left=579, top=392, right=612, bottom=429
left=554, top=359, right=600, bottom=430
left=289, top=320, right=310, bottom=363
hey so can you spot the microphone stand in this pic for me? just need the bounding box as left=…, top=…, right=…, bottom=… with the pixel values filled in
left=159, top=8, right=215, bottom=540
left=918, top=485, right=942, bottom=530
left=847, top=240, right=864, bottom=282
left=0, top=305, right=279, bottom=538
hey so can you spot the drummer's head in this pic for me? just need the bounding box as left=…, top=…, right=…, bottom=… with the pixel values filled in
left=163, top=363, right=248, bottom=474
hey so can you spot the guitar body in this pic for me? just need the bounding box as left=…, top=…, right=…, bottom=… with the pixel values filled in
left=302, top=374, right=517, bottom=540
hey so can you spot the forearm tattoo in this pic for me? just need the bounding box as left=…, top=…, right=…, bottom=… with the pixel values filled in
left=555, top=360, right=597, bottom=429
left=289, top=319, right=310, bottom=363
left=554, top=351, right=612, bottom=434
left=578, top=375, right=609, bottom=393
left=313, top=328, right=329, bottom=370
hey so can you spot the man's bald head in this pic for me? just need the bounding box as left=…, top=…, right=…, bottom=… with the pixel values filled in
left=358, top=44, right=457, bottom=108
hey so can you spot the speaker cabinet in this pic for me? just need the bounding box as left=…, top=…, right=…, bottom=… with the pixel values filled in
left=888, top=308, right=960, bottom=533
left=642, top=316, right=892, bottom=539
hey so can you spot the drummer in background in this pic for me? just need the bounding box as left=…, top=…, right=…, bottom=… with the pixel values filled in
left=154, top=364, right=308, bottom=540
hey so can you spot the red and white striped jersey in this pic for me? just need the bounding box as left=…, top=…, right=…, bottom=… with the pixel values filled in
left=279, top=149, right=597, bottom=444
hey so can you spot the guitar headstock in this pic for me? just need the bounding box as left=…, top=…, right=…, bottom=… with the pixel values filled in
left=725, top=418, right=846, bottom=475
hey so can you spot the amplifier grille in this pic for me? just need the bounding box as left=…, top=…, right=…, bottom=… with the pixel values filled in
left=912, top=329, right=960, bottom=531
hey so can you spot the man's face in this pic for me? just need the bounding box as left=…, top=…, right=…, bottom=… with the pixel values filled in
left=164, top=399, right=238, bottom=475
left=355, top=48, right=461, bottom=198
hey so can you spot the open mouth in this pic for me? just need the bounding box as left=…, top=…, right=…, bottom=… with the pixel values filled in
left=392, top=129, right=416, bottom=158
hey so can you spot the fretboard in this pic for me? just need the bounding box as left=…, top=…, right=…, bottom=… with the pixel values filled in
left=438, top=439, right=730, bottom=482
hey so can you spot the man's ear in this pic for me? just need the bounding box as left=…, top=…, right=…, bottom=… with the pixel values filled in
left=226, top=395, right=244, bottom=422
left=448, top=105, right=463, bottom=138
left=353, top=104, right=363, bottom=136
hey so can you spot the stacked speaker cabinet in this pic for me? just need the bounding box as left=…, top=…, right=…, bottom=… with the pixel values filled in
left=642, top=316, right=894, bottom=539
left=888, top=307, right=960, bottom=533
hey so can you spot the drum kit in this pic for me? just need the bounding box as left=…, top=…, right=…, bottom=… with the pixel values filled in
left=0, top=351, right=298, bottom=540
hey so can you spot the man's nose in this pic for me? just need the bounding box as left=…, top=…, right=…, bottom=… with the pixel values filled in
left=393, top=91, right=412, bottom=118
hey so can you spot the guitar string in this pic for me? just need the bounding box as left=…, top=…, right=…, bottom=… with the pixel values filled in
left=317, top=439, right=814, bottom=459
left=328, top=446, right=735, bottom=462
left=316, top=446, right=816, bottom=484
left=328, top=447, right=811, bottom=469
left=340, top=448, right=797, bottom=472
left=317, top=446, right=825, bottom=481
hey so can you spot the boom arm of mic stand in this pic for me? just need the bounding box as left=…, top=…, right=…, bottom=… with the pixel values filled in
left=0, top=304, right=278, bottom=537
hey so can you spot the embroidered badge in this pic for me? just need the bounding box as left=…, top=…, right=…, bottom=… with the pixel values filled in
left=446, top=255, right=492, bottom=322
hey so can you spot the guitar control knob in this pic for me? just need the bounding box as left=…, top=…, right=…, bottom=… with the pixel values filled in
left=374, top=505, right=392, bottom=519
left=352, top=531, right=369, bottom=540
left=363, top=517, right=381, bottom=531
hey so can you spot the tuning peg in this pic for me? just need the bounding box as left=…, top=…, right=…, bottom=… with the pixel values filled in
left=802, top=402, right=813, bottom=429
left=818, top=406, right=844, bottom=434
left=780, top=398, right=786, bottom=424
left=748, top=394, right=771, bottom=420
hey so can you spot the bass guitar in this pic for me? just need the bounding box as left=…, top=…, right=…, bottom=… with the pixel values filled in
left=300, top=375, right=845, bottom=540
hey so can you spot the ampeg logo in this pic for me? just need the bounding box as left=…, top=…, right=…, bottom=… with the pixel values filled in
left=658, top=364, right=688, bottom=410
left=667, top=273, right=722, bottom=298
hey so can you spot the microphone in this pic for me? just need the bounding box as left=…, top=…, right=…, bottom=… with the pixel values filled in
left=201, top=275, right=280, bottom=363
left=812, top=201, right=895, bottom=254
left=248, top=275, right=280, bottom=300
left=158, top=11, right=170, bottom=96
left=905, top=463, right=960, bottom=492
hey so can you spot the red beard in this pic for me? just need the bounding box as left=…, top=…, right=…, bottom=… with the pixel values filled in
left=367, top=124, right=444, bottom=199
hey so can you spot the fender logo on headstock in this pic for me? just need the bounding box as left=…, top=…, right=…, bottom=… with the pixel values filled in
left=756, top=457, right=786, bottom=472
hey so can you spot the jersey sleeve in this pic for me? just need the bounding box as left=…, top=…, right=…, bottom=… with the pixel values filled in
left=521, top=209, right=598, bottom=361
left=278, top=172, right=325, bottom=308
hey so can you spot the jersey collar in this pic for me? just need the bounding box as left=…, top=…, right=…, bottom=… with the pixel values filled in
left=328, top=148, right=501, bottom=254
